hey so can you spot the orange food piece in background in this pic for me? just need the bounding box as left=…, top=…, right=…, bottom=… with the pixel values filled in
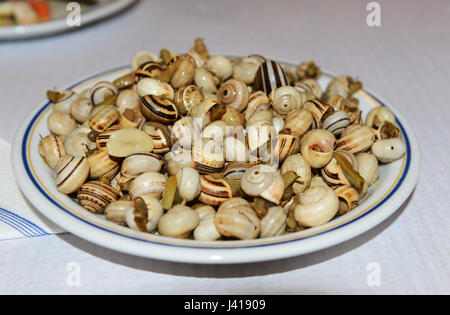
left=27, top=0, right=51, bottom=22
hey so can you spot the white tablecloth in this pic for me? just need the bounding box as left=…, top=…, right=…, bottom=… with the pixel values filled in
left=0, top=0, right=449, bottom=294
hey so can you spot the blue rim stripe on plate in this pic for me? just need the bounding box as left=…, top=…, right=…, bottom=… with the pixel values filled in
left=20, top=67, right=411, bottom=249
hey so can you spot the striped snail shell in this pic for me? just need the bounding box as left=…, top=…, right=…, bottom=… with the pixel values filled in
left=105, top=200, right=133, bottom=226
left=39, top=134, right=66, bottom=170
left=134, top=61, right=163, bottom=83
left=89, top=81, right=119, bottom=107
left=95, top=125, right=122, bottom=150
left=283, top=108, right=314, bottom=137
left=141, top=122, right=172, bottom=154
left=174, top=84, right=204, bottom=116
left=336, top=124, right=375, bottom=154
left=192, top=138, right=225, bottom=174
left=129, top=171, right=167, bottom=200
left=55, top=155, right=90, bottom=195
left=280, top=153, right=311, bottom=194
left=254, top=60, right=289, bottom=95
left=64, top=127, right=96, bottom=157
left=87, top=149, right=120, bottom=180
left=274, top=131, right=300, bottom=163
left=232, top=56, right=264, bottom=85
left=294, top=79, right=322, bottom=99
left=243, top=91, right=271, bottom=122
left=221, top=106, right=245, bottom=126
left=217, top=78, right=249, bottom=112
left=322, top=110, right=350, bottom=136
left=260, top=206, right=287, bottom=238
left=303, top=99, right=331, bottom=129
left=136, top=78, right=174, bottom=100
left=89, top=105, right=120, bottom=133
left=77, top=180, right=119, bottom=214
left=140, top=94, right=178, bottom=123
left=223, top=162, right=251, bottom=180
left=198, top=175, right=236, bottom=206
left=321, top=150, right=358, bottom=186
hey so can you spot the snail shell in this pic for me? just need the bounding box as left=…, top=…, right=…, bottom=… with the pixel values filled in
left=106, top=128, right=154, bottom=158
left=336, top=124, right=375, bottom=154
left=269, top=86, right=303, bottom=117
left=327, top=95, right=346, bottom=111
left=283, top=109, right=313, bottom=137
left=193, top=205, right=221, bottom=241
left=171, top=116, right=195, bottom=149
left=126, top=194, right=164, bottom=232
left=240, top=165, right=284, bottom=204
left=121, top=153, right=164, bottom=179
left=64, top=127, right=96, bottom=157
left=47, top=111, right=77, bottom=137
left=166, top=148, right=193, bottom=176
left=140, top=94, right=178, bottom=123
left=174, top=84, right=204, bottom=116
left=131, top=51, right=161, bottom=70
left=39, top=135, right=66, bottom=170
left=70, top=97, right=93, bottom=123
left=170, top=55, right=196, bottom=88
left=224, top=132, right=249, bottom=163
left=334, top=185, right=359, bottom=215
left=280, top=153, right=312, bottom=194
left=260, top=207, right=287, bottom=238
left=356, top=153, right=379, bottom=186
left=273, top=132, right=300, bottom=163
left=95, top=125, right=122, bottom=150
left=303, top=99, right=331, bottom=129
left=223, top=162, right=251, bottom=180
left=300, top=129, right=336, bottom=168
left=194, top=67, right=220, bottom=94
left=365, top=106, right=396, bottom=128
left=323, top=75, right=362, bottom=102
left=322, top=110, right=350, bottom=136
left=105, top=200, right=133, bottom=226
left=77, top=180, right=119, bottom=214
left=55, top=155, right=90, bottom=195
left=89, top=81, right=119, bottom=106
left=214, top=198, right=260, bottom=240
left=372, top=121, right=400, bottom=141
left=206, top=55, right=233, bottom=81
left=192, top=138, right=225, bottom=174
left=222, top=106, right=245, bottom=126
left=295, top=79, right=322, bottom=99
left=296, top=61, right=321, bottom=80
left=202, top=120, right=228, bottom=143
left=87, top=149, right=120, bottom=180
left=217, top=78, right=249, bottom=112
left=321, top=150, right=358, bottom=186
left=52, top=90, right=79, bottom=114
left=272, top=116, right=285, bottom=134
left=89, top=105, right=120, bottom=133
left=232, top=56, right=263, bottom=84
left=254, top=60, right=289, bottom=95
left=136, top=78, right=174, bottom=99
left=371, top=138, right=406, bottom=163
left=294, top=185, right=339, bottom=227
left=176, top=167, right=201, bottom=202
left=134, top=61, right=163, bottom=82
left=158, top=205, right=200, bottom=238
left=198, top=175, right=235, bottom=206
left=129, top=171, right=167, bottom=200
left=142, top=122, right=172, bottom=154
left=118, top=109, right=144, bottom=129
left=115, top=89, right=141, bottom=115
left=243, top=91, right=270, bottom=122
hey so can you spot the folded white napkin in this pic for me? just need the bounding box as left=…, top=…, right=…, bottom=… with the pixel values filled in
left=0, top=138, right=65, bottom=240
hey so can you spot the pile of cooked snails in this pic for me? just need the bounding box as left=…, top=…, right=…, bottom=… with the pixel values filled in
left=38, top=39, right=406, bottom=241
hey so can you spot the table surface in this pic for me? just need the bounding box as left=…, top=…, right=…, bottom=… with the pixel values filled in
left=1, top=0, right=449, bottom=295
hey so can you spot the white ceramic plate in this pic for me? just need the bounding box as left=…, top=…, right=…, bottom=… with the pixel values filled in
left=0, top=0, right=135, bottom=40
left=11, top=62, right=420, bottom=264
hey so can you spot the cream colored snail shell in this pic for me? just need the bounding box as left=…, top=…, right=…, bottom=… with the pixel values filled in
left=192, top=137, right=225, bottom=174
left=194, top=67, right=219, bottom=94
left=300, top=129, right=336, bottom=169
left=215, top=198, right=261, bottom=240
left=176, top=167, right=201, bottom=202
left=171, top=55, right=196, bottom=89
left=126, top=194, right=164, bottom=232
left=371, top=138, right=406, bottom=163
left=47, top=111, right=77, bottom=137
left=283, top=109, right=314, bottom=137
left=294, top=185, right=339, bottom=227
left=158, top=205, right=200, bottom=238
left=105, top=200, right=133, bottom=226
left=232, top=56, right=263, bottom=84
left=365, top=106, right=396, bottom=128
left=64, top=127, right=96, bottom=157
left=206, top=56, right=233, bottom=81
left=115, top=89, right=141, bottom=115
left=280, top=153, right=312, bottom=194
left=87, top=149, right=120, bottom=180
left=136, top=78, right=174, bottom=99
left=121, top=153, right=164, bottom=179
left=217, top=78, right=249, bottom=112
left=269, top=86, right=302, bottom=117
left=39, top=134, right=66, bottom=170
left=70, top=97, right=93, bottom=123
left=89, top=81, right=119, bottom=106
left=129, top=171, right=167, bottom=200
left=55, top=155, right=90, bottom=195
left=336, top=124, right=375, bottom=154
left=334, top=185, right=359, bottom=215
left=240, top=165, right=284, bottom=205
left=198, top=175, right=234, bottom=206
left=243, top=91, right=270, bottom=122
left=260, top=207, right=287, bottom=238
left=89, top=105, right=120, bottom=133
left=193, top=205, right=221, bottom=241
left=52, top=90, right=79, bottom=114
left=131, top=51, right=161, bottom=70
left=356, top=152, right=379, bottom=186
left=174, top=85, right=204, bottom=116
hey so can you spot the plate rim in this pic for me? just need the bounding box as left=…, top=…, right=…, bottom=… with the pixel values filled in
left=0, top=0, right=136, bottom=40
left=11, top=61, right=420, bottom=264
